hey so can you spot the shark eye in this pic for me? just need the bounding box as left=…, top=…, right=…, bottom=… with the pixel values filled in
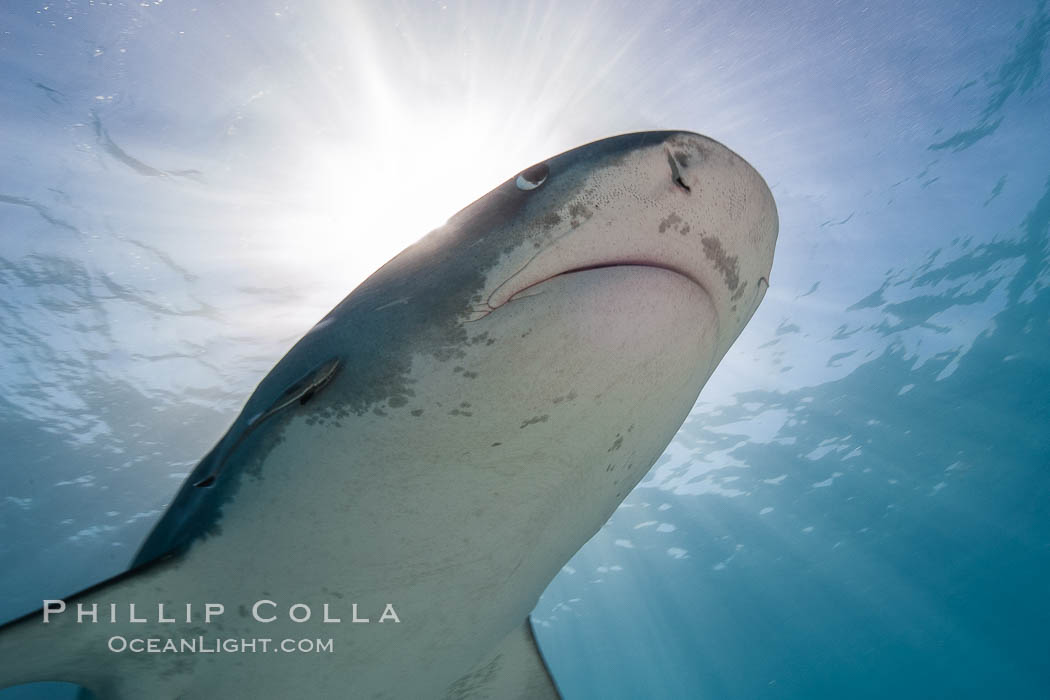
left=516, top=162, right=549, bottom=191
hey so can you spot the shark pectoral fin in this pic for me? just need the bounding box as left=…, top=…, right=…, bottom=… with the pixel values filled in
left=0, top=606, right=103, bottom=698
left=444, top=618, right=562, bottom=700
left=0, top=557, right=181, bottom=698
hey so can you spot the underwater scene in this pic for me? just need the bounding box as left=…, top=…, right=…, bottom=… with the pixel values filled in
left=1, top=0, right=1047, bottom=698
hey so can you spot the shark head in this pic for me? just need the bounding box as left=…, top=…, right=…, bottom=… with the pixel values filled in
left=470, top=130, right=778, bottom=364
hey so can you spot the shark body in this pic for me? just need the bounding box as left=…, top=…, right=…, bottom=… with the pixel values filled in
left=0, top=131, right=778, bottom=699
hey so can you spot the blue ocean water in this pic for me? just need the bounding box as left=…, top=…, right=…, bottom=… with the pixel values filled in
left=1, top=1, right=1047, bottom=698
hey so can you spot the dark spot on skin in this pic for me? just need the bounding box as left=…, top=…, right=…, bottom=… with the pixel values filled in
left=462, top=371, right=478, bottom=379
left=446, top=651, right=504, bottom=698
left=411, top=409, right=424, bottom=417
left=453, top=366, right=463, bottom=373
left=434, top=347, right=468, bottom=361
left=680, top=224, right=690, bottom=235
left=373, top=407, right=387, bottom=416
left=520, top=415, right=549, bottom=429
left=486, top=338, right=495, bottom=345
left=159, top=657, right=196, bottom=681
left=605, top=464, right=614, bottom=472
left=568, top=202, right=593, bottom=229
left=700, top=235, right=740, bottom=292
left=658, top=213, right=682, bottom=234
left=551, top=390, right=577, bottom=405
left=238, top=605, right=249, bottom=618
left=608, top=435, right=623, bottom=452
left=520, top=329, right=532, bottom=338
left=667, top=134, right=709, bottom=164
left=733, top=279, right=749, bottom=302
left=491, top=442, right=502, bottom=447
left=388, top=396, right=407, bottom=408
left=540, top=212, right=562, bottom=230
left=460, top=402, right=471, bottom=408
left=628, top=424, right=634, bottom=432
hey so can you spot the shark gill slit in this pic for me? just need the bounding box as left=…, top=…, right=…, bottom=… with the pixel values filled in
left=194, top=357, right=342, bottom=488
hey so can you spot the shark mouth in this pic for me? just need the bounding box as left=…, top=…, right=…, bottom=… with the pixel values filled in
left=497, top=260, right=710, bottom=306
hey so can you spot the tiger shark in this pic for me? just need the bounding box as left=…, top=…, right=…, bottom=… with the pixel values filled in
left=0, top=131, right=777, bottom=698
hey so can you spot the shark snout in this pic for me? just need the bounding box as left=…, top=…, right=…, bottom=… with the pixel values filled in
left=490, top=132, right=775, bottom=345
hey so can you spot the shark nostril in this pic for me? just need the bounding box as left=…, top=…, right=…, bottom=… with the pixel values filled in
left=666, top=150, right=691, bottom=193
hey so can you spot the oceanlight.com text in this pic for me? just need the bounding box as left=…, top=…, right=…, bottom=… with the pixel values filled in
left=107, top=636, right=335, bottom=654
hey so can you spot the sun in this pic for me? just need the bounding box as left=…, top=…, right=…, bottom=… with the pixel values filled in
left=284, top=102, right=559, bottom=305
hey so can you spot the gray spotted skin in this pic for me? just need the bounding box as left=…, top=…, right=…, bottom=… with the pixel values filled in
left=0, top=131, right=777, bottom=699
